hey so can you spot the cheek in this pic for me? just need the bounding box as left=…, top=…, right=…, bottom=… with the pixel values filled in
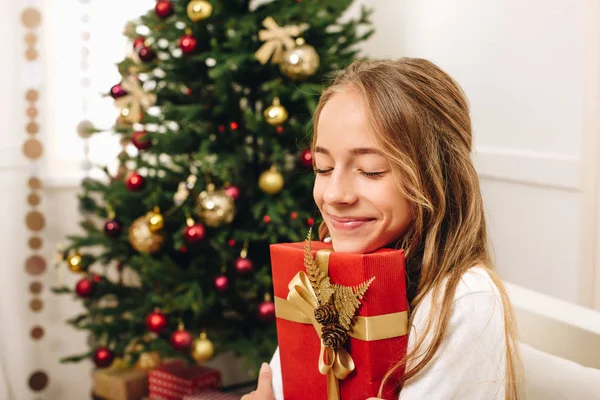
left=312, top=179, right=323, bottom=207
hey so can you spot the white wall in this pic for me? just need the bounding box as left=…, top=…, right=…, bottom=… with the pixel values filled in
left=358, top=0, right=594, bottom=305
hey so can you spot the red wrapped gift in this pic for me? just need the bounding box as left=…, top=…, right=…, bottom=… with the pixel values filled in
left=271, top=240, right=409, bottom=400
left=148, top=361, right=221, bottom=400
left=182, top=390, right=241, bottom=400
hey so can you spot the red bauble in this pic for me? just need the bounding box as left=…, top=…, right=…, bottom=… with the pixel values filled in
left=228, top=239, right=236, bottom=247
left=225, top=185, right=240, bottom=201
left=258, top=300, right=276, bottom=322
left=170, top=328, right=193, bottom=351
left=307, top=217, right=315, bottom=226
left=146, top=310, right=167, bottom=333
left=263, top=215, right=271, bottom=223
left=276, top=126, right=284, bottom=134
left=290, top=211, right=298, bottom=220
left=155, top=0, right=174, bottom=19
left=133, top=36, right=146, bottom=50
left=75, top=278, right=95, bottom=298
left=92, top=274, right=102, bottom=283
left=138, top=46, right=155, bottom=62
left=183, top=223, right=206, bottom=244
left=214, top=275, right=229, bottom=293
left=93, top=347, right=114, bottom=368
left=234, top=257, right=253, bottom=274
left=299, top=148, right=313, bottom=167
left=125, top=172, right=145, bottom=191
left=179, top=34, right=197, bottom=54
left=104, top=219, right=122, bottom=237
left=132, top=130, right=152, bottom=150
left=110, top=83, right=127, bottom=99
left=230, top=121, right=239, bottom=130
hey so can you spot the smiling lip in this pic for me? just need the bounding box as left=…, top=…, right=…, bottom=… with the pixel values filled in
left=329, top=215, right=375, bottom=231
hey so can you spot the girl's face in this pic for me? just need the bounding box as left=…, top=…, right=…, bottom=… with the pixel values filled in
left=313, top=89, right=413, bottom=254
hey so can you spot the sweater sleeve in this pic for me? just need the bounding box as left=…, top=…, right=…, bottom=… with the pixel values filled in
left=399, top=286, right=507, bottom=399
left=270, top=346, right=284, bottom=400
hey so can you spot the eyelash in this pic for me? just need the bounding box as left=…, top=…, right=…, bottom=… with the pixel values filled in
left=313, top=168, right=385, bottom=178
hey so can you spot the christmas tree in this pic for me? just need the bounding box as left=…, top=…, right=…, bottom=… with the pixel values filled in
left=54, top=0, right=373, bottom=373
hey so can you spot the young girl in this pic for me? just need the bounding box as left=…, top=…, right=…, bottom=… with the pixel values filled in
left=243, top=58, right=522, bottom=399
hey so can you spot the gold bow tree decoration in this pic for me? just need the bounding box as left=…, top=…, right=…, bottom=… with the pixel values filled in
left=255, top=16, right=308, bottom=65
left=114, top=75, right=157, bottom=124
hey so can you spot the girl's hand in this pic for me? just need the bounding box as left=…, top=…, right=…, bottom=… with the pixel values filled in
left=241, top=363, right=275, bottom=400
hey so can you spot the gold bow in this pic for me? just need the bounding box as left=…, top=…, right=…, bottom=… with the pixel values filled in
left=114, top=76, right=157, bottom=123
left=276, top=249, right=409, bottom=400
left=255, top=16, right=308, bottom=65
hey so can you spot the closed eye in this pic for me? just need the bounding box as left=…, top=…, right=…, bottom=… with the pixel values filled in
left=313, top=168, right=332, bottom=175
left=360, top=170, right=385, bottom=178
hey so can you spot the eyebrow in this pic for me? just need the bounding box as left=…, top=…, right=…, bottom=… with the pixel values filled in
left=313, top=146, right=383, bottom=156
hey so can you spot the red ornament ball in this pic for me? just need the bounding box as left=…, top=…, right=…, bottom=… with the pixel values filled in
left=138, top=46, right=155, bottom=62
left=290, top=211, right=298, bottom=220
left=180, top=245, right=188, bottom=253
left=104, top=219, right=122, bottom=237
left=93, top=347, right=114, bottom=368
left=179, top=34, right=197, bottom=54
left=132, top=131, right=152, bottom=150
left=218, top=125, right=226, bottom=133
left=125, top=172, right=145, bottom=191
left=92, top=274, right=102, bottom=283
left=170, top=328, right=193, bottom=352
left=214, top=275, right=229, bottom=293
left=230, top=121, right=239, bottom=130
left=110, top=83, right=127, bottom=99
left=307, top=217, right=315, bottom=226
left=146, top=310, right=167, bottom=333
left=258, top=300, right=276, bottom=322
left=276, top=126, right=284, bottom=134
left=133, top=36, right=146, bottom=50
left=263, top=215, right=271, bottom=223
left=225, top=185, right=240, bottom=201
left=228, top=239, right=236, bottom=247
left=299, top=148, right=313, bottom=167
left=183, top=223, right=206, bottom=244
left=75, top=278, right=95, bottom=298
left=155, top=0, right=174, bottom=19
left=235, top=257, right=253, bottom=274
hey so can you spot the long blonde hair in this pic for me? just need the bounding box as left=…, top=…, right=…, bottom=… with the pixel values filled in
left=312, top=58, right=522, bottom=398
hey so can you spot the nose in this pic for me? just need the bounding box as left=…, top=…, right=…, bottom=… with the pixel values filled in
left=323, top=170, right=358, bottom=206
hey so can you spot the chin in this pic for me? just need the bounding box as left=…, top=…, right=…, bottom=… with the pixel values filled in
left=330, top=237, right=382, bottom=254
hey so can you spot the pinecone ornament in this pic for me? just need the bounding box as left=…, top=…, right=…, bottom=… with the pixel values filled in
left=314, top=303, right=338, bottom=325
left=321, top=323, right=348, bottom=349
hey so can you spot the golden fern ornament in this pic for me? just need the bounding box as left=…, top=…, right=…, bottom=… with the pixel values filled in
left=303, top=230, right=375, bottom=333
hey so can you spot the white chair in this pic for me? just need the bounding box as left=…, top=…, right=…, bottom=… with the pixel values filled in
left=505, top=282, right=600, bottom=399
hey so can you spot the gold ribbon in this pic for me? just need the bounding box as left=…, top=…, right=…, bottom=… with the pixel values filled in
left=114, top=76, right=157, bottom=123
left=276, top=249, right=408, bottom=400
left=255, top=16, right=308, bottom=65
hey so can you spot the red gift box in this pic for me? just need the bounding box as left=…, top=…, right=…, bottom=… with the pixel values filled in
left=271, top=241, right=409, bottom=400
left=148, top=361, right=221, bottom=400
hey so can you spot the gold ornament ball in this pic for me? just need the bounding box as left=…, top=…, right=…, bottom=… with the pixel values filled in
left=280, top=38, right=320, bottom=80
left=135, top=351, right=162, bottom=371
left=67, top=253, right=84, bottom=273
left=191, top=333, right=214, bottom=362
left=195, top=184, right=236, bottom=227
left=128, top=214, right=165, bottom=254
left=147, top=208, right=164, bottom=233
left=187, top=0, right=212, bottom=22
left=264, top=97, right=288, bottom=126
left=259, top=167, right=284, bottom=195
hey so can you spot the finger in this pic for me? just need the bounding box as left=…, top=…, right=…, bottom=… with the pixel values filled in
left=255, top=362, right=274, bottom=397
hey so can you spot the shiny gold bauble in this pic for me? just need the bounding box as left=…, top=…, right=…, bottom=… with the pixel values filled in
left=263, top=97, right=288, bottom=126
left=191, top=333, right=214, bottom=362
left=187, top=0, right=212, bottom=22
left=279, top=38, right=320, bottom=80
left=67, top=253, right=84, bottom=273
left=128, top=213, right=165, bottom=254
left=135, top=351, right=162, bottom=371
left=195, top=184, right=236, bottom=227
left=259, top=167, right=284, bottom=195
left=147, top=207, right=164, bottom=233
